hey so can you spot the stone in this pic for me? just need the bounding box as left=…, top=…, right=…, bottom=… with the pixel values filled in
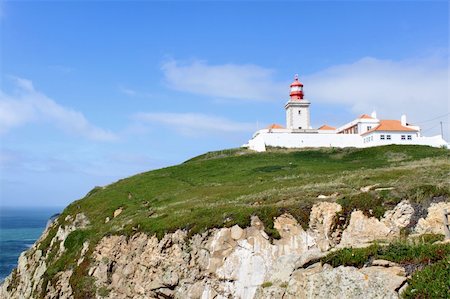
left=339, top=211, right=391, bottom=247
left=360, top=184, right=380, bottom=192
left=0, top=202, right=421, bottom=299
left=309, top=202, right=342, bottom=251
left=372, top=259, right=400, bottom=267
left=113, top=207, right=123, bottom=218
left=382, top=200, right=414, bottom=230
left=414, top=202, right=450, bottom=235
left=317, top=192, right=339, bottom=199
left=339, top=200, right=414, bottom=248
left=285, top=264, right=406, bottom=299
left=230, top=225, right=244, bottom=240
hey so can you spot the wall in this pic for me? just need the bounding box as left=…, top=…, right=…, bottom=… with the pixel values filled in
left=247, top=130, right=448, bottom=152
left=247, top=131, right=363, bottom=152
left=363, top=132, right=447, bottom=148
left=285, top=100, right=310, bottom=130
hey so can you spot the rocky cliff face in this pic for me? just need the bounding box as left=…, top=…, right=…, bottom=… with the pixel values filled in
left=1, top=200, right=449, bottom=299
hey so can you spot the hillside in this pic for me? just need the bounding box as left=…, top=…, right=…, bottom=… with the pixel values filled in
left=62, top=145, right=449, bottom=238
left=2, top=145, right=450, bottom=299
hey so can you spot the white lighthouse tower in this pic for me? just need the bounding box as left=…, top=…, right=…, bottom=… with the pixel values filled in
left=285, top=74, right=311, bottom=130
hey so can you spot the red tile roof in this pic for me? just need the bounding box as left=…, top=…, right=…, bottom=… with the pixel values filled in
left=359, top=114, right=374, bottom=119
left=318, top=125, right=336, bottom=130
left=267, top=123, right=284, bottom=129
left=362, top=120, right=418, bottom=135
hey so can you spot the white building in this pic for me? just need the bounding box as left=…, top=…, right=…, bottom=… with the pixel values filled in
left=245, top=75, right=447, bottom=152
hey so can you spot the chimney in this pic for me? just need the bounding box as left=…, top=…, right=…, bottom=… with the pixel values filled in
left=371, top=111, right=377, bottom=119
left=401, top=114, right=407, bottom=126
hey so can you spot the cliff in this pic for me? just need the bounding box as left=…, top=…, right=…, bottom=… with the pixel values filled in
left=1, top=146, right=449, bottom=298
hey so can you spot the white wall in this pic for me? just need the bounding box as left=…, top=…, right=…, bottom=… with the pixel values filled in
left=363, top=131, right=447, bottom=148
left=285, top=101, right=310, bottom=130
left=247, top=130, right=448, bottom=152
left=247, top=131, right=363, bottom=152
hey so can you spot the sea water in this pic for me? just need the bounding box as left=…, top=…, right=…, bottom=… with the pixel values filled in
left=0, top=207, right=61, bottom=282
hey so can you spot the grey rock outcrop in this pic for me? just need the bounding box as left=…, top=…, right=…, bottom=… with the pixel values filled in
left=1, top=199, right=447, bottom=299
left=414, top=201, right=450, bottom=235
left=339, top=200, right=414, bottom=248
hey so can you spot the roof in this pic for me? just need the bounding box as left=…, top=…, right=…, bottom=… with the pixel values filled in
left=290, top=75, right=303, bottom=87
left=359, top=114, right=374, bottom=119
left=267, top=123, right=285, bottom=129
left=362, top=120, right=418, bottom=135
left=318, top=125, right=336, bottom=130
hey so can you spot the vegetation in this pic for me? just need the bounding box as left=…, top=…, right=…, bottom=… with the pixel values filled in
left=320, top=236, right=450, bottom=298
left=402, top=257, right=450, bottom=298
left=321, top=235, right=448, bottom=268
left=34, top=145, right=449, bottom=298
left=261, top=281, right=273, bottom=288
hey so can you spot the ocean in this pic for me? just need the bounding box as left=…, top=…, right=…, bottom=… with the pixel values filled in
left=0, top=207, right=61, bottom=282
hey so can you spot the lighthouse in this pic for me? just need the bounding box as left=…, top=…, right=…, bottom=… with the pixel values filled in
left=285, top=74, right=311, bottom=130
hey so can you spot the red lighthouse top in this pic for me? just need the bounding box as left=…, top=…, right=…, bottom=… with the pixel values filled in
left=290, top=74, right=304, bottom=100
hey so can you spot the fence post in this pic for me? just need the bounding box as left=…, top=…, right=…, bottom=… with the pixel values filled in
left=444, top=209, right=450, bottom=240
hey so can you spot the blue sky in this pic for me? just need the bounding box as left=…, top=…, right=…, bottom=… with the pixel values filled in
left=0, top=1, right=448, bottom=207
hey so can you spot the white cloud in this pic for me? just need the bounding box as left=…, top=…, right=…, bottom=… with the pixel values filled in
left=0, top=77, right=118, bottom=141
left=134, top=112, right=255, bottom=137
left=161, top=59, right=286, bottom=101
left=304, top=56, right=449, bottom=130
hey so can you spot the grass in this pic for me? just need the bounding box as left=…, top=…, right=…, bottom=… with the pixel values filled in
left=402, top=257, right=450, bottom=298
left=321, top=236, right=449, bottom=268
left=33, top=145, right=449, bottom=298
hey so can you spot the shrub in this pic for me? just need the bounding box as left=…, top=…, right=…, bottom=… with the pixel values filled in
left=402, top=258, right=450, bottom=298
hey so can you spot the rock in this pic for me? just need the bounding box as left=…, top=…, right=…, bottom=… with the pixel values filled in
left=309, top=202, right=342, bottom=251
left=371, top=259, right=400, bottom=267
left=254, top=284, right=286, bottom=299
left=156, top=287, right=174, bottom=298
left=230, top=225, right=244, bottom=240
left=285, top=264, right=406, bottom=299
left=113, top=207, right=123, bottom=218
left=339, top=200, right=414, bottom=248
left=360, top=184, right=380, bottom=192
left=0, top=201, right=426, bottom=299
left=251, top=215, right=264, bottom=230
left=382, top=200, right=414, bottom=230
left=0, top=213, right=89, bottom=299
left=414, top=202, right=450, bottom=235
left=339, top=211, right=390, bottom=247
left=360, top=265, right=406, bottom=290
left=317, top=192, right=339, bottom=199
left=398, top=282, right=409, bottom=297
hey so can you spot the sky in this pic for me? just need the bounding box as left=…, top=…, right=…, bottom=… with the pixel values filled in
left=0, top=1, right=448, bottom=207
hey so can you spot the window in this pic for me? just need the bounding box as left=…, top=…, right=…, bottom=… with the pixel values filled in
left=387, top=135, right=391, bottom=140
left=299, top=127, right=302, bottom=129
left=407, top=135, right=412, bottom=140
left=401, top=135, right=405, bottom=140
left=380, top=135, right=385, bottom=140
left=298, top=110, right=301, bottom=115
left=367, top=126, right=372, bottom=131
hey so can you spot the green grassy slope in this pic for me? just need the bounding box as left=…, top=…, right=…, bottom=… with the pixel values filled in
left=36, top=145, right=449, bottom=298
left=61, top=145, right=449, bottom=240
